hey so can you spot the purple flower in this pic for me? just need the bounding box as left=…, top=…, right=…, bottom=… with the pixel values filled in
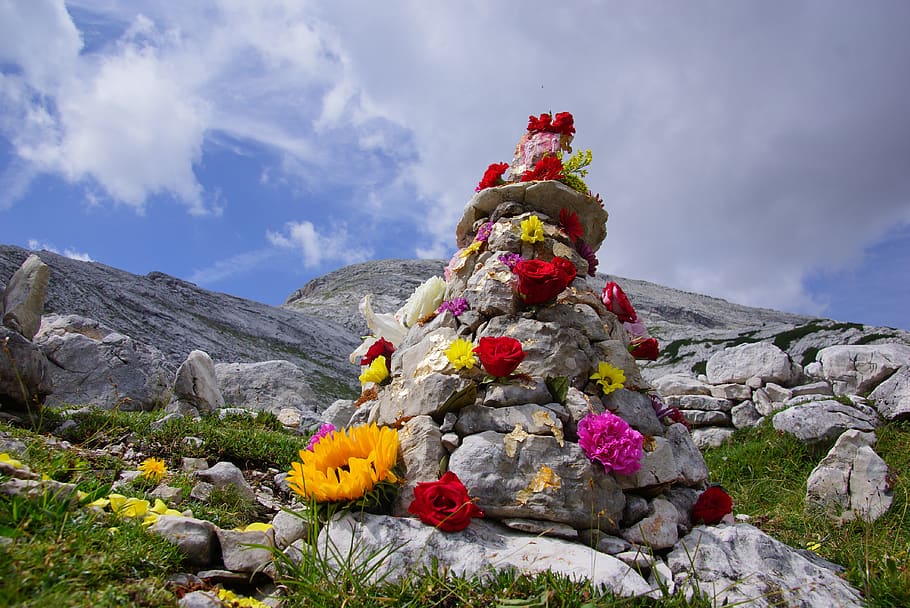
left=498, top=253, right=524, bottom=271
left=577, top=411, right=643, bottom=475
left=437, top=297, right=469, bottom=317
left=649, top=394, right=691, bottom=430
left=576, top=240, right=598, bottom=277
left=475, top=221, right=493, bottom=242
left=306, top=423, right=337, bottom=451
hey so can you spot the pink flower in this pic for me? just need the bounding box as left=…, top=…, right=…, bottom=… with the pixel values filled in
left=475, top=222, right=493, bottom=242
left=577, top=411, right=644, bottom=475
left=306, top=423, right=337, bottom=451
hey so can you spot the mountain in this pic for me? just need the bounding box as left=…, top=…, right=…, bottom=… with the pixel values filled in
left=4, top=245, right=908, bottom=402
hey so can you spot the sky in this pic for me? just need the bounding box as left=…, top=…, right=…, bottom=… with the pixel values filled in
left=1, top=1, right=909, bottom=331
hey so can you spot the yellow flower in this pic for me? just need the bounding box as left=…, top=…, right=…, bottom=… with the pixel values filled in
left=88, top=497, right=110, bottom=510
left=0, top=453, right=23, bottom=469
left=217, top=588, right=270, bottom=608
left=234, top=522, right=273, bottom=532
left=445, top=338, right=478, bottom=370
left=520, top=215, right=545, bottom=244
left=459, top=240, right=483, bottom=258
left=111, top=496, right=150, bottom=518
left=590, top=361, right=626, bottom=396
left=138, top=457, right=167, bottom=482
left=358, top=355, right=389, bottom=386
left=287, top=423, right=399, bottom=503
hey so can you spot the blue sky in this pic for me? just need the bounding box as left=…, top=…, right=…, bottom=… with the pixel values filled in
left=1, top=1, right=909, bottom=330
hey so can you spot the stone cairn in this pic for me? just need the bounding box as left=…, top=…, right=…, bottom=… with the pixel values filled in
left=354, top=117, right=709, bottom=552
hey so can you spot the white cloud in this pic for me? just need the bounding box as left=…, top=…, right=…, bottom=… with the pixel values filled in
left=26, top=239, right=93, bottom=261
left=188, top=248, right=275, bottom=285
left=267, top=221, right=372, bottom=268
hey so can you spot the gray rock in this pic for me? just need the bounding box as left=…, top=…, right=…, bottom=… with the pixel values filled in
left=178, top=591, right=222, bottom=608
left=449, top=431, right=624, bottom=531
left=667, top=524, right=864, bottom=608
left=790, top=381, right=834, bottom=398
left=664, top=394, right=733, bottom=412
left=33, top=314, right=172, bottom=410
left=663, top=486, right=701, bottom=531
left=172, top=350, right=224, bottom=414
left=816, top=343, right=910, bottom=395
left=620, top=498, right=679, bottom=550
left=666, top=423, right=709, bottom=485
left=455, top=404, right=564, bottom=438
left=150, top=485, right=183, bottom=504
left=0, top=326, right=52, bottom=410
left=190, top=481, right=215, bottom=502
left=149, top=515, right=219, bottom=567
left=195, top=461, right=255, bottom=502
left=730, top=401, right=763, bottom=429
left=691, top=427, right=735, bottom=449
left=462, top=256, right=518, bottom=317
left=216, top=527, right=274, bottom=573
left=482, top=377, right=552, bottom=407
left=576, top=529, right=632, bottom=554
left=373, top=372, right=474, bottom=427
left=603, top=389, right=664, bottom=436
left=869, top=365, right=910, bottom=421
left=393, top=415, right=446, bottom=516
left=772, top=400, right=879, bottom=446
left=680, top=409, right=730, bottom=427
left=706, top=342, right=795, bottom=386
left=322, top=399, right=356, bottom=428
left=806, top=430, right=892, bottom=523
left=271, top=508, right=309, bottom=550
left=1, top=253, right=49, bottom=340
left=319, top=512, right=651, bottom=595
left=616, top=436, right=681, bottom=490
left=709, top=383, right=751, bottom=400
left=535, top=302, right=609, bottom=343
left=622, top=494, right=651, bottom=527
left=502, top=518, right=579, bottom=539
left=651, top=373, right=711, bottom=396
left=215, top=360, right=318, bottom=415
left=764, top=382, right=793, bottom=402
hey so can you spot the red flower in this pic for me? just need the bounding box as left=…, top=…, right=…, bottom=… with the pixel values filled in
left=473, top=336, right=526, bottom=377
left=551, top=112, right=575, bottom=135
left=629, top=336, right=659, bottom=361
left=407, top=471, right=484, bottom=532
left=691, top=486, right=733, bottom=525
left=514, top=256, right=577, bottom=305
left=361, top=337, right=395, bottom=366
left=520, top=155, right=564, bottom=182
left=475, top=162, right=509, bottom=192
left=602, top=281, right=637, bottom=323
left=527, top=113, right=553, bottom=133
left=558, top=209, right=584, bottom=242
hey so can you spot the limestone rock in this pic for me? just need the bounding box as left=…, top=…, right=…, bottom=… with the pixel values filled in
left=373, top=372, right=474, bottom=427
left=806, top=430, right=892, bottom=523
left=172, top=350, right=224, bottom=414
left=393, top=415, right=447, bottom=516
left=603, top=389, right=664, bottom=437
left=1, top=254, right=49, bottom=340
left=651, top=373, right=711, bottom=396
left=816, top=344, right=910, bottom=395
left=216, top=527, right=274, bottom=573
left=318, top=512, right=651, bottom=596
left=215, top=360, right=318, bottom=415
left=195, top=461, right=255, bottom=502
left=667, top=524, right=864, bottom=608
left=666, top=423, right=709, bottom=485
left=33, top=314, right=171, bottom=410
left=681, top=409, right=730, bottom=428
left=664, top=394, right=732, bottom=412
left=448, top=431, right=624, bottom=531
left=620, top=498, right=679, bottom=550
left=454, top=404, right=564, bottom=438
left=616, top=436, right=681, bottom=490
left=150, top=516, right=219, bottom=567
left=869, top=365, right=910, bottom=421
left=482, top=377, right=552, bottom=407
left=691, top=427, right=735, bottom=449
left=709, top=383, right=751, bottom=400
left=0, top=326, right=52, bottom=410
left=731, top=401, right=763, bottom=429
left=321, top=399, right=356, bottom=428
left=772, top=400, right=879, bottom=446
left=706, top=342, right=795, bottom=386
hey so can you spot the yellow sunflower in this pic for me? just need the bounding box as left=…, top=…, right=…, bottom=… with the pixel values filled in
left=590, top=361, right=626, bottom=396
left=287, top=423, right=399, bottom=503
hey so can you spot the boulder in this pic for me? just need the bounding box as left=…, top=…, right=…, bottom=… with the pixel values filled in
left=194, top=461, right=255, bottom=502
left=172, top=350, right=224, bottom=414
left=149, top=516, right=219, bottom=567
left=667, top=524, right=863, bottom=608
left=215, top=360, right=318, bottom=415
left=815, top=344, right=910, bottom=395
left=869, top=365, right=910, bottom=421
left=318, top=512, right=651, bottom=596
left=33, top=314, right=172, bottom=410
left=1, top=254, right=49, bottom=341
left=772, top=400, right=879, bottom=446
left=706, top=342, right=795, bottom=386
left=0, top=326, right=52, bottom=410
left=651, top=373, right=711, bottom=396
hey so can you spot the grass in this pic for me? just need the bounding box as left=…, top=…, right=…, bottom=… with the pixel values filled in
left=3, top=407, right=909, bottom=606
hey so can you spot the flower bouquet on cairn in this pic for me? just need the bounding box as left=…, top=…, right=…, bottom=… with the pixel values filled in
left=315, top=112, right=719, bottom=586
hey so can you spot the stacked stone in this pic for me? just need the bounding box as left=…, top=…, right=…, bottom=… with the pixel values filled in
left=359, top=180, right=709, bottom=552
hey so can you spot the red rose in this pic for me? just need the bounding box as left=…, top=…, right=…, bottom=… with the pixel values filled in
left=558, top=208, right=583, bottom=242
left=691, top=486, right=733, bottom=525
left=629, top=336, right=659, bottom=361
left=361, top=337, right=395, bottom=366
left=514, top=257, right=576, bottom=305
left=520, top=155, right=564, bottom=182
left=551, top=112, right=575, bottom=135
left=407, top=471, right=484, bottom=532
left=475, top=162, right=509, bottom=192
left=473, top=336, right=526, bottom=377
left=527, top=113, right=552, bottom=133
left=601, top=281, right=637, bottom=323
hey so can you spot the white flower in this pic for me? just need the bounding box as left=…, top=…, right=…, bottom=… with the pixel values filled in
left=396, top=276, right=446, bottom=328
left=348, top=294, right=408, bottom=364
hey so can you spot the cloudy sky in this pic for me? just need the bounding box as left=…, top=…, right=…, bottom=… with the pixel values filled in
left=2, top=1, right=909, bottom=330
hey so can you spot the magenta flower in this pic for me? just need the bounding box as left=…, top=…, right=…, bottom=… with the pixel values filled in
left=577, top=411, right=644, bottom=475
left=437, top=297, right=469, bottom=317
left=306, top=423, right=337, bottom=451
left=498, top=253, right=524, bottom=271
